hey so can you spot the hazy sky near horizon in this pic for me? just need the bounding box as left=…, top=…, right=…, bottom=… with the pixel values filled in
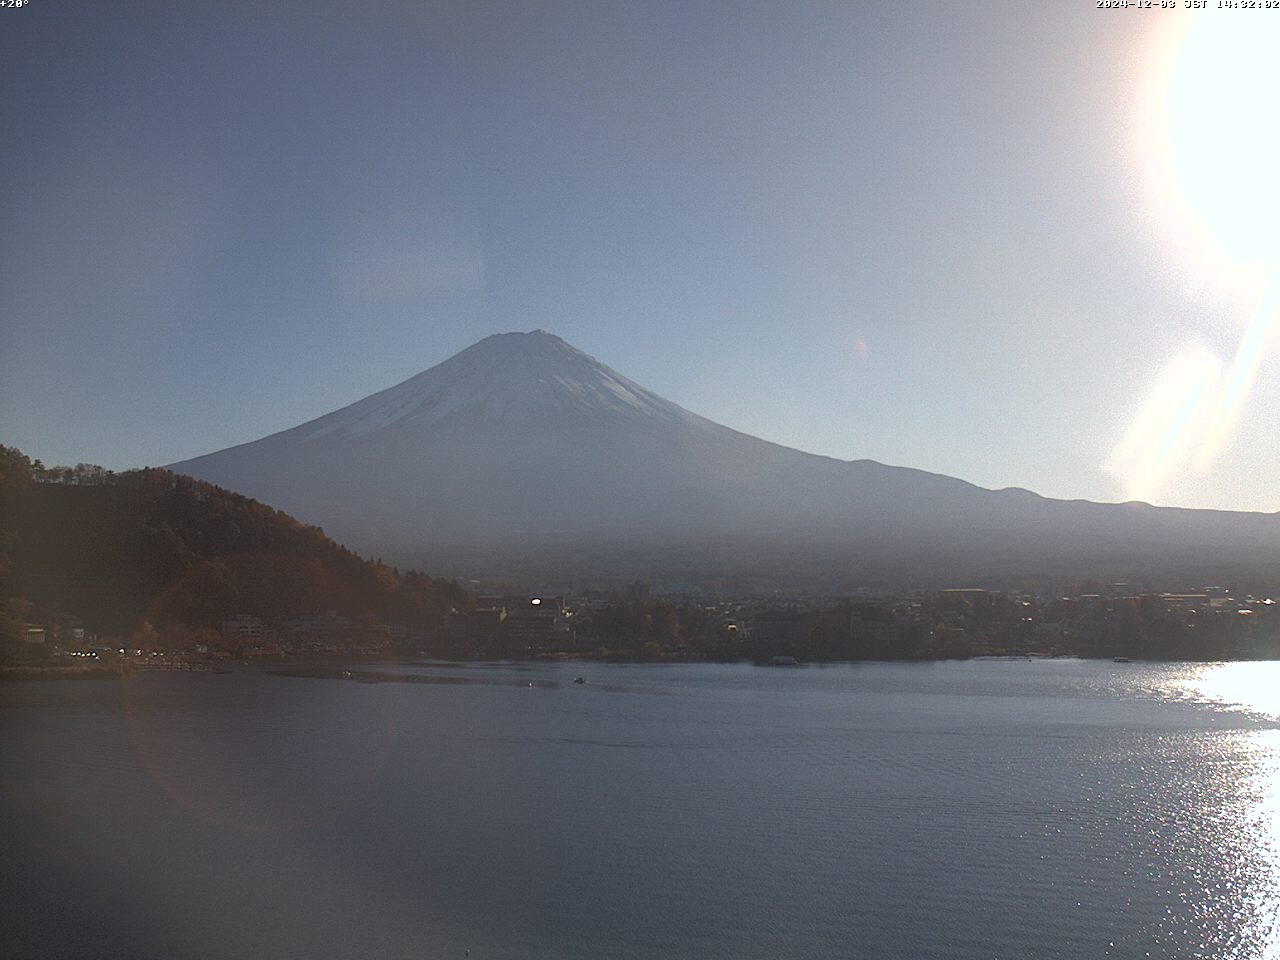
left=3, top=1, right=1278, bottom=512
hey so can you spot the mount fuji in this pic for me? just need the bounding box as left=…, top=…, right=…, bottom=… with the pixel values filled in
left=170, top=331, right=1280, bottom=587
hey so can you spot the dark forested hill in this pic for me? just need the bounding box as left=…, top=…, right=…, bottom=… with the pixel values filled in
left=0, top=445, right=466, bottom=648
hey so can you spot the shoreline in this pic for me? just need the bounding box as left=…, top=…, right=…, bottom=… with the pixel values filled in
left=0, top=652, right=1258, bottom=682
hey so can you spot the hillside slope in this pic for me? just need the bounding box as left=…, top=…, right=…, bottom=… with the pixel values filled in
left=0, top=446, right=465, bottom=642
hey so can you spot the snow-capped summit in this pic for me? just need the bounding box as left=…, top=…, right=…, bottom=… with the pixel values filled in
left=169, top=332, right=1280, bottom=588
left=300, top=331, right=701, bottom=442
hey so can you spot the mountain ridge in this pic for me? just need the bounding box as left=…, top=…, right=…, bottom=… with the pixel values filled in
left=169, top=331, right=1280, bottom=588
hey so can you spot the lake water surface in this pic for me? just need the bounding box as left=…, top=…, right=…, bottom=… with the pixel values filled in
left=4, top=659, right=1280, bottom=959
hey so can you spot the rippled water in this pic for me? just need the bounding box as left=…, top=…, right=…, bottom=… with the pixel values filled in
left=4, top=659, right=1280, bottom=959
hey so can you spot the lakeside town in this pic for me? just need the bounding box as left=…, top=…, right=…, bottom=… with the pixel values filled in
left=4, top=447, right=1279, bottom=674
left=9, top=578, right=1280, bottom=674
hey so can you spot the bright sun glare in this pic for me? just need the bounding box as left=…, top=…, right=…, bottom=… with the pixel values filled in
left=1164, top=16, right=1280, bottom=265
left=1110, top=13, right=1280, bottom=504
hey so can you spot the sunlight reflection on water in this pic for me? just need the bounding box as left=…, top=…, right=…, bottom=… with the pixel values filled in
left=1168, top=663, right=1280, bottom=957
left=1178, top=662, right=1280, bottom=723
left=1247, top=729, right=1280, bottom=959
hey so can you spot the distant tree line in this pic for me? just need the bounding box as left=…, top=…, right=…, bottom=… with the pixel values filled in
left=25, top=459, right=116, bottom=486
left=574, top=594, right=1277, bottom=662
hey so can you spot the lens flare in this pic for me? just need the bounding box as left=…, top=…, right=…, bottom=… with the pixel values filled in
left=1115, top=13, right=1280, bottom=503
left=1108, top=346, right=1221, bottom=502
left=1196, top=282, right=1280, bottom=471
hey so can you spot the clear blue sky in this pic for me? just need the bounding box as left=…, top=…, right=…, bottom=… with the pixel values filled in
left=3, top=1, right=1277, bottom=512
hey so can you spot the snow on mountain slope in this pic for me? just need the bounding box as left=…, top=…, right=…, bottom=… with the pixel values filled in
left=297, top=331, right=704, bottom=442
